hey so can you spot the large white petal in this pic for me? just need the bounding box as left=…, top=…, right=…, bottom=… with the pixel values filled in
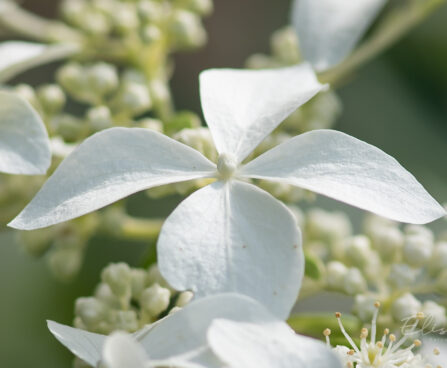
left=139, top=293, right=277, bottom=366
left=241, top=130, right=445, bottom=224
left=0, top=91, right=50, bottom=175
left=200, top=65, right=326, bottom=163
left=208, top=319, right=341, bottom=368
left=9, top=127, right=216, bottom=230
left=47, top=320, right=105, bottom=367
left=0, top=41, right=79, bottom=82
left=102, top=332, right=147, bottom=368
left=157, top=180, right=303, bottom=319
left=291, top=0, right=387, bottom=71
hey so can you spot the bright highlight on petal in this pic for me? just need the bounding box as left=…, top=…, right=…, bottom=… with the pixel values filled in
left=9, top=127, right=216, bottom=230
left=241, top=130, right=446, bottom=224
left=157, top=181, right=303, bottom=319
left=200, top=64, right=326, bottom=163
left=208, top=319, right=342, bottom=368
left=103, top=332, right=148, bottom=368
left=291, top=0, right=387, bottom=71
left=0, top=91, right=51, bottom=175
left=0, top=41, right=79, bottom=82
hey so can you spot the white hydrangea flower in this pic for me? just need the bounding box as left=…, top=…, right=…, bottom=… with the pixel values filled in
left=10, top=65, right=445, bottom=318
left=0, top=91, right=51, bottom=175
left=48, top=293, right=341, bottom=368
left=291, top=0, right=387, bottom=71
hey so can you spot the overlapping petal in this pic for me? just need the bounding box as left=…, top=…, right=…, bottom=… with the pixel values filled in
left=291, top=0, right=387, bottom=71
left=9, top=127, right=216, bottom=230
left=157, top=180, right=303, bottom=319
left=0, top=91, right=51, bottom=175
left=47, top=321, right=105, bottom=367
left=102, top=332, right=148, bottom=368
left=240, top=130, right=445, bottom=224
left=0, top=41, right=79, bottom=82
left=208, top=319, right=342, bottom=368
left=200, top=64, right=326, bottom=163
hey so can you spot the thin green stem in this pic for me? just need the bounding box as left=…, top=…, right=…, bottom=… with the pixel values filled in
left=319, top=0, right=447, bottom=86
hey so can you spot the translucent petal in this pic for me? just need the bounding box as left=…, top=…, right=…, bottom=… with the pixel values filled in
left=0, top=91, right=50, bottom=175
left=9, top=127, right=216, bottom=230
left=157, top=180, right=303, bottom=319
left=102, top=332, right=147, bottom=368
left=291, top=0, right=387, bottom=71
left=47, top=320, right=105, bottom=367
left=0, top=41, right=79, bottom=82
left=208, top=319, right=342, bottom=368
left=200, top=65, right=326, bottom=163
left=241, top=130, right=445, bottom=224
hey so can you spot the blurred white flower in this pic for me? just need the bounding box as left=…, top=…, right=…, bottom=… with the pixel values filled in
left=0, top=91, right=51, bottom=175
left=10, top=65, right=445, bottom=318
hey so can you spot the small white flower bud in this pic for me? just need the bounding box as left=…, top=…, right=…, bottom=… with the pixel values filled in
left=141, top=24, right=162, bottom=43
left=343, top=268, right=367, bottom=295
left=271, top=27, right=300, bottom=64
left=245, top=54, right=277, bottom=70
left=391, top=293, right=422, bottom=322
left=429, top=242, right=447, bottom=276
left=48, top=247, right=83, bottom=281
left=146, top=264, right=173, bottom=291
left=326, top=261, right=348, bottom=291
left=387, top=263, right=418, bottom=289
left=130, top=269, right=148, bottom=300
left=87, top=106, right=112, bottom=131
left=101, top=263, right=132, bottom=299
left=180, top=0, right=213, bottom=16
left=51, top=114, right=84, bottom=142
left=37, top=84, right=66, bottom=114
left=138, top=118, right=164, bottom=133
left=421, top=301, right=446, bottom=329
left=403, top=233, right=434, bottom=267
left=370, top=225, right=404, bottom=262
left=94, top=283, right=120, bottom=308
left=57, top=62, right=86, bottom=92
left=353, top=294, right=378, bottom=322
left=176, top=291, right=194, bottom=307
left=111, top=310, right=139, bottom=332
left=138, top=0, right=165, bottom=23
left=140, top=283, right=171, bottom=317
left=344, top=235, right=371, bottom=267
left=111, top=4, right=140, bottom=34
left=80, top=11, right=111, bottom=36
left=117, top=83, right=152, bottom=116
left=13, top=84, right=39, bottom=107
left=61, top=0, right=87, bottom=24
left=75, top=297, right=109, bottom=327
left=174, top=127, right=217, bottom=161
left=87, top=63, right=119, bottom=96
left=405, top=225, right=434, bottom=243
left=169, top=10, right=207, bottom=49
left=306, top=208, right=352, bottom=245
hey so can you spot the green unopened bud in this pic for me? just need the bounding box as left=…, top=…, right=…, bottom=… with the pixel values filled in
left=37, top=84, right=66, bottom=115
left=117, top=83, right=152, bottom=116
left=57, top=62, right=86, bottom=93
left=343, top=268, right=367, bottom=295
left=51, top=114, right=84, bottom=142
left=429, top=242, right=447, bottom=276
left=87, top=63, right=119, bottom=96
left=245, top=54, right=278, bottom=70
left=391, top=293, right=421, bottom=322
left=403, top=234, right=433, bottom=268
left=176, top=291, right=193, bottom=307
left=61, top=0, right=87, bottom=25
left=87, top=105, right=112, bottom=131
left=140, top=283, right=171, bottom=317
left=271, top=27, right=301, bottom=64
left=169, top=10, right=206, bottom=49
left=101, top=263, right=132, bottom=299
left=48, top=247, right=83, bottom=281
left=111, top=4, right=140, bottom=34
left=80, top=11, right=111, bottom=35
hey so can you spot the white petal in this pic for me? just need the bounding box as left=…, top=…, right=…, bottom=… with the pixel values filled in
left=0, top=91, right=50, bottom=175
left=0, top=41, right=79, bottom=82
left=157, top=180, right=303, bottom=319
left=292, top=0, right=387, bottom=71
left=47, top=320, right=105, bottom=367
left=9, top=127, right=216, bottom=230
left=139, top=293, right=278, bottom=366
left=241, top=130, right=446, bottom=224
left=102, top=332, right=147, bottom=368
left=200, top=65, right=326, bottom=163
left=208, top=319, right=342, bottom=368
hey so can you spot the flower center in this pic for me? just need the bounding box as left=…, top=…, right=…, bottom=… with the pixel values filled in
left=217, top=153, right=237, bottom=180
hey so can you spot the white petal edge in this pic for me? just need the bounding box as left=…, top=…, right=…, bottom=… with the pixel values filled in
left=157, top=180, right=303, bottom=320
left=9, top=127, right=216, bottom=230
left=240, top=129, right=446, bottom=224
left=0, top=91, right=51, bottom=175
left=102, top=332, right=148, bottom=368
left=0, top=41, right=79, bottom=82
left=47, top=320, right=105, bottom=367
left=208, top=319, right=342, bottom=368
left=200, top=64, right=327, bottom=163
left=291, top=0, right=387, bottom=71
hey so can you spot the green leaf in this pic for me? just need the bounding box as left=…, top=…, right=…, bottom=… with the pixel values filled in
left=304, top=252, right=323, bottom=280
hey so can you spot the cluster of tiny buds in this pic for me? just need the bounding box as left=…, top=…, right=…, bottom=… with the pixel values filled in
left=325, top=302, right=443, bottom=368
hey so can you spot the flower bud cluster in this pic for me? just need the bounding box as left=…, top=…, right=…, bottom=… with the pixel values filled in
left=301, top=208, right=447, bottom=329
left=73, top=263, right=192, bottom=334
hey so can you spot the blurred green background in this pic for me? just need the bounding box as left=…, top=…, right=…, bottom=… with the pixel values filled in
left=1, top=0, right=447, bottom=366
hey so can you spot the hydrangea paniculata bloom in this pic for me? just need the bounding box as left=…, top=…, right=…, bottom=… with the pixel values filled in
left=0, top=91, right=50, bottom=175
left=48, top=293, right=341, bottom=368
left=10, top=65, right=445, bottom=319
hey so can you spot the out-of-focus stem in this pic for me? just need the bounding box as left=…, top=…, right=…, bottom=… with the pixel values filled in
left=0, top=2, right=82, bottom=43
left=319, top=0, right=447, bottom=86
